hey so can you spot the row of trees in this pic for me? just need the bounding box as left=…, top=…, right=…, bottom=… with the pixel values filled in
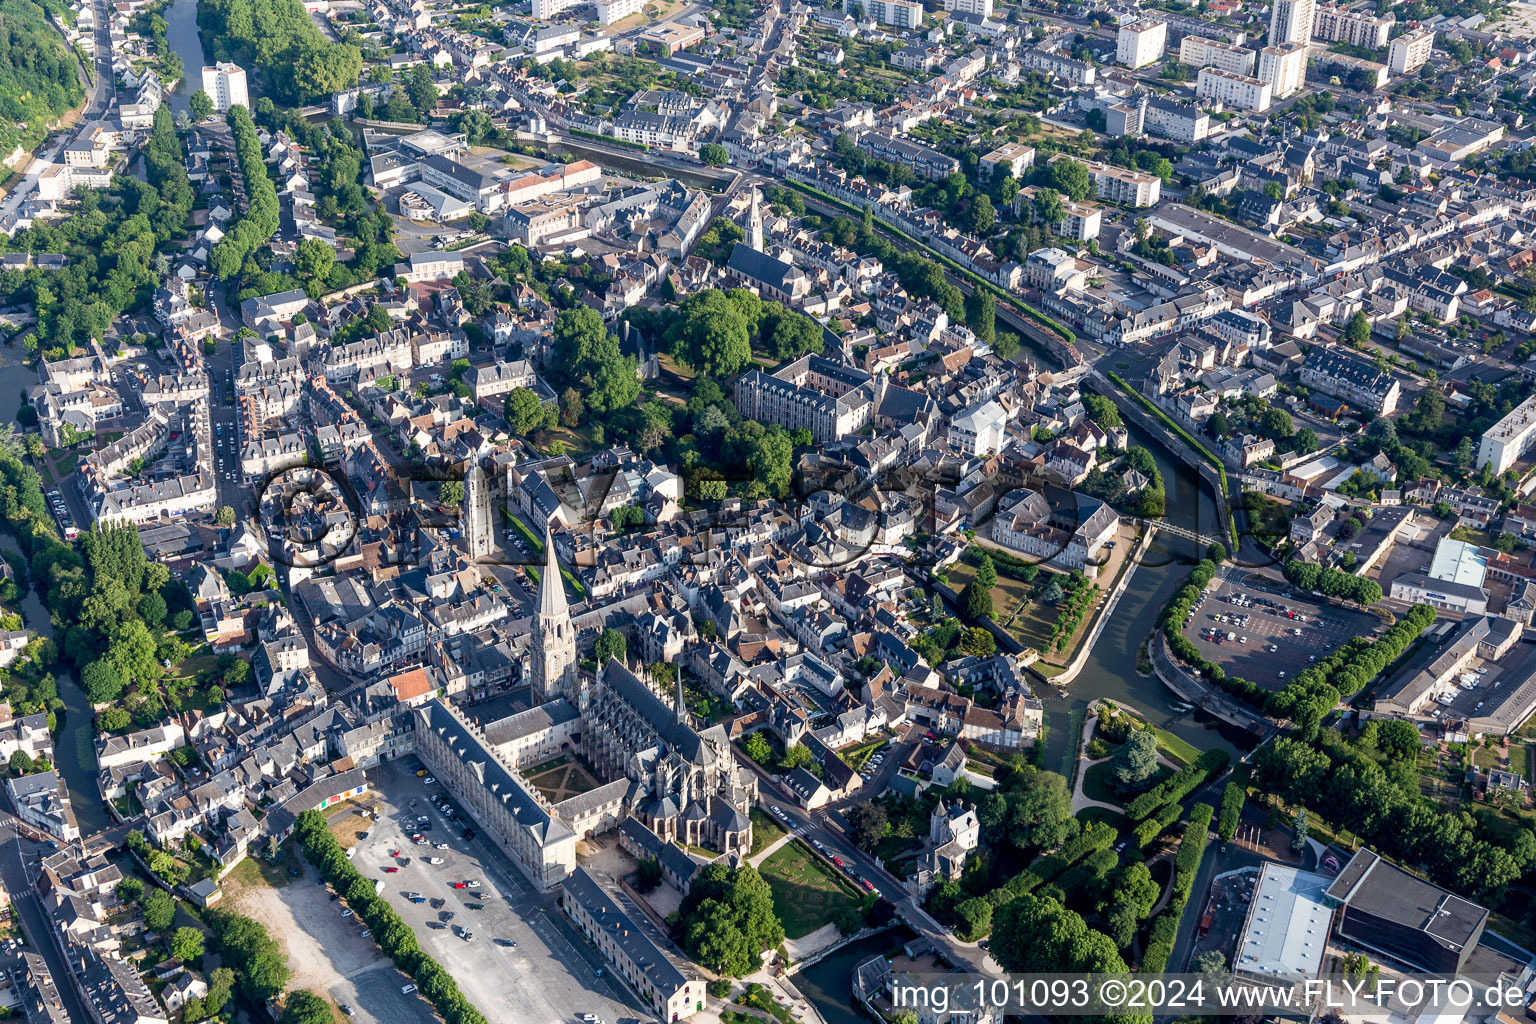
left=294, top=809, right=489, bottom=1023
left=211, top=105, right=280, bottom=281
left=1254, top=729, right=1536, bottom=900
left=1266, top=603, right=1436, bottom=738
left=677, top=862, right=785, bottom=977
left=1281, top=558, right=1384, bottom=605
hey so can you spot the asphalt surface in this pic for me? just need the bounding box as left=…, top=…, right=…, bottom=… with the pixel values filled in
left=351, top=761, right=643, bottom=1024
left=0, top=816, right=92, bottom=1021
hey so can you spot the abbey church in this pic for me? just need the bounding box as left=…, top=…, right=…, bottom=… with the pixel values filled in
left=414, top=529, right=755, bottom=890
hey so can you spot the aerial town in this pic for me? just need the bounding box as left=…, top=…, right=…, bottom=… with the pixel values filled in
left=7, top=0, right=1536, bottom=1018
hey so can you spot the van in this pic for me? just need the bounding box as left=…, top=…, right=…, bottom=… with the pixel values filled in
left=402, top=984, right=418, bottom=995
left=345, top=847, right=356, bottom=860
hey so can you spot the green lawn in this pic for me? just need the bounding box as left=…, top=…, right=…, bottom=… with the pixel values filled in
left=749, top=808, right=786, bottom=856
left=1154, top=728, right=1201, bottom=766
left=1076, top=806, right=1128, bottom=832
left=1082, top=760, right=1171, bottom=807
left=758, top=841, right=862, bottom=939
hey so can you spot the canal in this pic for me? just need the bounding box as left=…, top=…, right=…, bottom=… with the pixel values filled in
left=160, top=0, right=212, bottom=118
left=1035, top=415, right=1256, bottom=770
left=0, top=347, right=111, bottom=837
left=797, top=928, right=917, bottom=1024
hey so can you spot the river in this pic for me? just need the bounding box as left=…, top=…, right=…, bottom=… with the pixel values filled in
left=797, top=928, right=918, bottom=1024
left=0, top=348, right=111, bottom=837
left=160, top=0, right=212, bottom=117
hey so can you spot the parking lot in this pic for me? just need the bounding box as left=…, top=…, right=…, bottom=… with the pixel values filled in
left=1179, top=569, right=1386, bottom=690
left=351, top=759, right=642, bottom=1024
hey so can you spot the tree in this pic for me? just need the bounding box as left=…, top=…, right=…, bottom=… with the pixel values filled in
left=970, top=194, right=996, bottom=234
left=1194, top=950, right=1229, bottom=983
left=278, top=991, right=334, bottom=1024
left=98, top=708, right=131, bottom=732
left=743, top=732, right=773, bottom=765
left=594, top=628, right=627, bottom=666
left=1114, top=730, right=1159, bottom=788
left=1291, top=808, right=1309, bottom=853
left=636, top=856, right=664, bottom=892
left=962, top=580, right=992, bottom=621
left=1345, top=311, right=1372, bottom=347
left=1033, top=188, right=1066, bottom=229
left=439, top=480, right=464, bottom=506
left=954, top=897, right=992, bottom=941
left=505, top=388, right=549, bottom=435
left=205, top=968, right=235, bottom=1016
left=1110, top=861, right=1159, bottom=918
left=117, top=878, right=145, bottom=902
left=7, top=750, right=32, bottom=776
left=1040, top=577, right=1065, bottom=604
left=404, top=64, right=438, bottom=113
left=672, top=289, right=754, bottom=377
left=169, top=926, right=205, bottom=961
left=1048, top=158, right=1092, bottom=202
left=216, top=506, right=236, bottom=526
left=681, top=864, right=785, bottom=977
left=780, top=744, right=815, bottom=771
left=189, top=89, right=214, bottom=122
left=142, top=888, right=175, bottom=932
left=846, top=803, right=888, bottom=851
left=699, top=142, right=730, bottom=166
left=1083, top=394, right=1122, bottom=431
left=293, top=238, right=335, bottom=293
left=81, top=659, right=125, bottom=703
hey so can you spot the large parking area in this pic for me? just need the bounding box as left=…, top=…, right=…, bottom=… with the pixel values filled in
left=1179, top=568, right=1386, bottom=690
left=351, top=759, right=643, bottom=1024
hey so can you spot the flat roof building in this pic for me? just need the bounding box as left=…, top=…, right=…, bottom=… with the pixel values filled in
left=1233, top=863, right=1334, bottom=982
left=1478, top=392, right=1536, bottom=476
left=1428, top=536, right=1489, bottom=590
left=1324, top=848, right=1487, bottom=974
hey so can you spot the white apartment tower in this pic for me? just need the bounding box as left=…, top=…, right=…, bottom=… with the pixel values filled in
left=463, top=462, right=491, bottom=562
left=530, top=529, right=577, bottom=702
left=1312, top=4, right=1392, bottom=48
left=1269, top=0, right=1315, bottom=47
left=1257, top=42, right=1309, bottom=98
left=1116, top=20, right=1167, bottom=69
left=1389, top=28, right=1435, bottom=74
left=201, top=62, right=249, bottom=113
left=944, top=0, right=993, bottom=16
left=1196, top=68, right=1273, bottom=111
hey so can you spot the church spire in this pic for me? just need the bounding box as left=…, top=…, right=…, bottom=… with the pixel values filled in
left=749, top=187, right=764, bottom=252
left=539, top=526, right=567, bottom=620
left=675, top=664, right=687, bottom=724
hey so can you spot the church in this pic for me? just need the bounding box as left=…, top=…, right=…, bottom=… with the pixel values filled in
left=416, top=527, right=755, bottom=890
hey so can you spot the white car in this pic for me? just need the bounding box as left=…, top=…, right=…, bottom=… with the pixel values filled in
left=466, top=880, right=481, bottom=888
left=427, top=857, right=444, bottom=865
left=402, top=985, right=417, bottom=995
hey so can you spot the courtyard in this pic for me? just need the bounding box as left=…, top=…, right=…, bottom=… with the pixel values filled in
left=524, top=755, right=602, bottom=803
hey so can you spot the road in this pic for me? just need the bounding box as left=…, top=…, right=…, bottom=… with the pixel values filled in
left=0, top=816, right=92, bottom=1021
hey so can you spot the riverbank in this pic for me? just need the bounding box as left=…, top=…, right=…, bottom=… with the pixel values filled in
left=1051, top=526, right=1155, bottom=687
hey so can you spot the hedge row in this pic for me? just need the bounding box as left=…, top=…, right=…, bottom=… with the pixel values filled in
left=1125, top=749, right=1230, bottom=823
left=1172, top=803, right=1214, bottom=901
left=1217, top=780, right=1246, bottom=844
left=1133, top=801, right=1182, bottom=850
left=294, top=811, right=488, bottom=1024
left=1266, top=603, right=1436, bottom=729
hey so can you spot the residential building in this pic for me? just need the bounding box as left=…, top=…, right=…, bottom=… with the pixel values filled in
left=979, top=142, right=1034, bottom=181
left=1478, top=392, right=1536, bottom=476
left=1056, top=156, right=1161, bottom=206
left=856, top=132, right=960, bottom=180
left=846, top=0, right=923, bottom=27
left=944, top=0, right=992, bottom=14
left=1270, top=0, right=1315, bottom=46
left=1312, top=5, right=1392, bottom=48
left=1196, top=68, right=1273, bottom=112
left=201, top=62, right=248, bottom=113
left=1117, top=20, right=1167, bottom=69
left=1299, top=348, right=1400, bottom=415
left=6, top=770, right=78, bottom=842
left=1179, top=35, right=1256, bottom=76
left=1257, top=42, right=1309, bottom=98
left=735, top=355, right=874, bottom=443
left=1389, top=29, right=1435, bottom=74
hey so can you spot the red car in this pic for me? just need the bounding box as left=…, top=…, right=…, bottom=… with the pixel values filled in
left=383, top=867, right=399, bottom=873
left=389, top=849, right=401, bottom=858
left=832, top=857, right=843, bottom=867
left=452, top=882, right=468, bottom=889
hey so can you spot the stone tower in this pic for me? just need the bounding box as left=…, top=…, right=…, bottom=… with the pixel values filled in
left=530, top=527, right=576, bottom=702
left=463, top=462, right=491, bottom=563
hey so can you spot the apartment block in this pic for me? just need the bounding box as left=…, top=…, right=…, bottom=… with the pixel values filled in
left=1269, top=0, right=1314, bottom=46
left=1058, top=156, right=1162, bottom=207
left=856, top=131, right=960, bottom=180
left=201, top=62, right=248, bottom=113
left=1196, top=67, right=1273, bottom=111
left=1257, top=42, right=1309, bottom=98
left=1479, top=393, right=1536, bottom=476
left=1313, top=4, right=1392, bottom=48
left=1179, top=35, right=1256, bottom=76
left=1389, top=28, right=1435, bottom=74
left=944, top=0, right=993, bottom=16
left=1117, top=19, right=1167, bottom=68
left=846, top=0, right=923, bottom=28
left=979, top=142, right=1035, bottom=180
